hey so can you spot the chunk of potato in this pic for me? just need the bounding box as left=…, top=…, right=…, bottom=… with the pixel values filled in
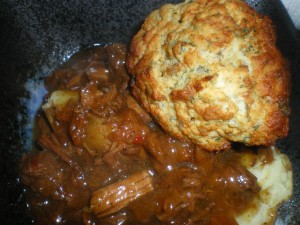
left=42, top=90, right=79, bottom=131
left=81, top=113, right=113, bottom=155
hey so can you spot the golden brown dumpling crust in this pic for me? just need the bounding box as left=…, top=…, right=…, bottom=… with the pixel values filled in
left=126, top=0, right=290, bottom=151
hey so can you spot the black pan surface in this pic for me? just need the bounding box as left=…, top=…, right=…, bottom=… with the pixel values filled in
left=1, top=0, right=299, bottom=224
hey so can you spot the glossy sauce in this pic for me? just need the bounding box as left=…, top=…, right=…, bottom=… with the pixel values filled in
left=20, top=44, right=264, bottom=225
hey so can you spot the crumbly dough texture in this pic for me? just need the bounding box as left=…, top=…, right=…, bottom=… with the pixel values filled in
left=127, top=0, right=290, bottom=151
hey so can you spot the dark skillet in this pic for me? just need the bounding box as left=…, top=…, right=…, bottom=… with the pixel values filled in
left=0, top=0, right=299, bottom=224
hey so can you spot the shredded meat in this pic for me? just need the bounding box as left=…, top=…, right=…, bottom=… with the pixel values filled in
left=38, top=133, right=83, bottom=173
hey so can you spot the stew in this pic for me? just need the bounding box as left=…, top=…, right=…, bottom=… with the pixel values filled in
left=20, top=44, right=264, bottom=225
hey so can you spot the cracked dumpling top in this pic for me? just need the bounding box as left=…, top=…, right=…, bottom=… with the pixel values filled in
left=126, top=0, right=290, bottom=151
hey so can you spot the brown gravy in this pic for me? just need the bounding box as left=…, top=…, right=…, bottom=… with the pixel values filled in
left=20, top=44, right=264, bottom=225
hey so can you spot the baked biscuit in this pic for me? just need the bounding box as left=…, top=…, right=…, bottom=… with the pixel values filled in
left=127, top=0, right=290, bottom=150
